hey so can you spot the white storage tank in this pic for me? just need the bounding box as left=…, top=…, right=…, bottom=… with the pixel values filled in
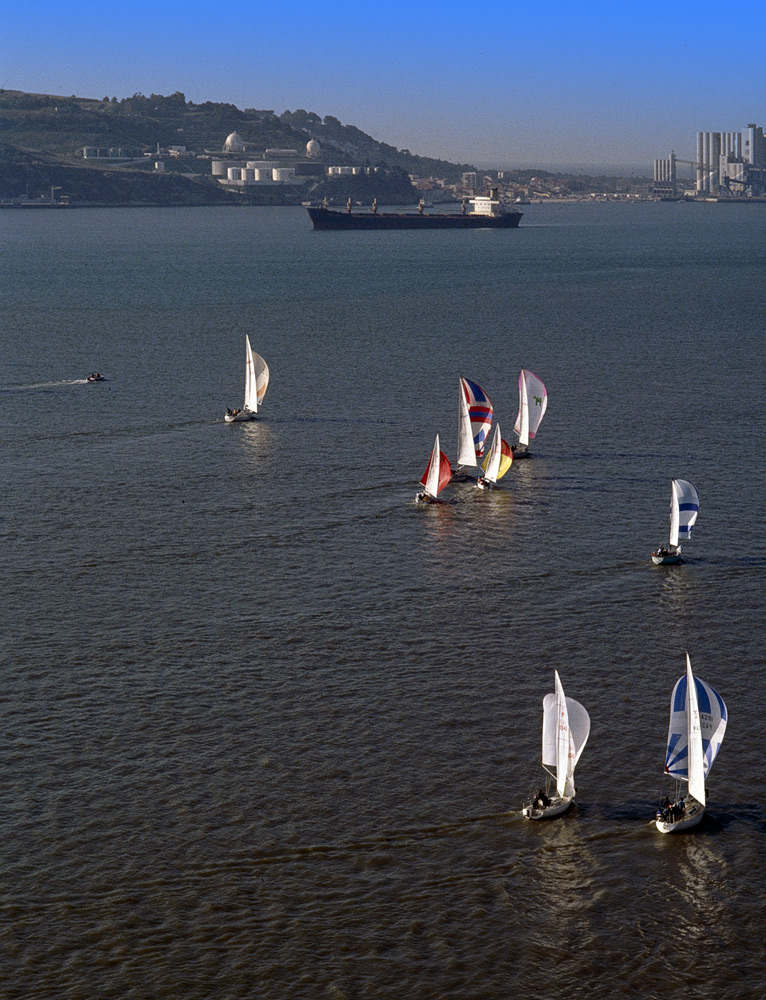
left=211, top=160, right=228, bottom=176
left=272, top=168, right=295, bottom=182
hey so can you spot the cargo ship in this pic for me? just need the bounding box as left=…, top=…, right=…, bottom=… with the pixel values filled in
left=306, top=190, right=522, bottom=230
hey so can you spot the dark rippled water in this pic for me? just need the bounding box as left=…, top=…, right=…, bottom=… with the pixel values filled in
left=1, top=202, right=765, bottom=999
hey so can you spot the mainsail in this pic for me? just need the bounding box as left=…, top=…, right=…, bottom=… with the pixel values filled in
left=664, top=654, right=727, bottom=806
left=420, top=434, right=452, bottom=499
left=459, top=378, right=493, bottom=459
left=514, top=369, right=548, bottom=447
left=541, top=671, right=591, bottom=798
left=669, top=479, right=699, bottom=548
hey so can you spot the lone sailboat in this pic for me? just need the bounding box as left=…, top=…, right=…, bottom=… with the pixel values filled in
left=651, top=479, right=699, bottom=564
left=522, top=671, right=590, bottom=820
left=512, top=369, right=547, bottom=458
left=453, top=377, right=493, bottom=480
left=415, top=433, right=452, bottom=503
left=476, top=422, right=513, bottom=489
left=655, top=653, right=727, bottom=834
left=225, top=336, right=269, bottom=423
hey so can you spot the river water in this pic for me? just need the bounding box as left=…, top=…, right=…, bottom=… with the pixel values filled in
left=1, top=201, right=765, bottom=999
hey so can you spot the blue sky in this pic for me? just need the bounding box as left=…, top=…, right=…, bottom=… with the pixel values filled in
left=4, top=0, right=765, bottom=169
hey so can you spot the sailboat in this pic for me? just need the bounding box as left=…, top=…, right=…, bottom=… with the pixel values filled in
left=476, top=422, right=513, bottom=489
left=225, top=335, right=269, bottom=422
left=651, top=479, right=699, bottom=564
left=522, top=671, right=590, bottom=820
left=453, top=377, right=493, bottom=480
left=415, top=433, right=452, bottom=503
left=512, top=368, right=547, bottom=457
left=655, top=653, right=727, bottom=833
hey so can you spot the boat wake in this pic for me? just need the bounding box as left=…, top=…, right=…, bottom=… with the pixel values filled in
left=1, top=378, right=94, bottom=391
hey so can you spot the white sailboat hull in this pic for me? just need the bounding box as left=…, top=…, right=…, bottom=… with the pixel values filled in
left=224, top=408, right=256, bottom=423
left=655, top=797, right=705, bottom=833
left=652, top=550, right=682, bottom=565
left=522, top=795, right=574, bottom=820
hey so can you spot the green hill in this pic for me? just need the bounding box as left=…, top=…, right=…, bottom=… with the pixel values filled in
left=0, top=90, right=475, bottom=205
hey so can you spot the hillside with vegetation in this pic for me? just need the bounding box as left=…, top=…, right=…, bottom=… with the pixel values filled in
left=0, top=90, right=475, bottom=206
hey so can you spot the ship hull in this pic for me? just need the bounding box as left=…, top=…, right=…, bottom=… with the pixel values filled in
left=307, top=206, right=523, bottom=230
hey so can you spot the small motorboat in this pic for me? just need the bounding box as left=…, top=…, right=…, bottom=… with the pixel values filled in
left=86, top=372, right=105, bottom=382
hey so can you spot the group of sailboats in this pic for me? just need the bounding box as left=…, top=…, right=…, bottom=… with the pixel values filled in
left=415, top=369, right=548, bottom=503
left=521, top=654, right=727, bottom=834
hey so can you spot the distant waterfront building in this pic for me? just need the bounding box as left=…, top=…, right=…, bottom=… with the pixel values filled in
left=653, top=153, right=677, bottom=194
left=695, top=124, right=765, bottom=194
left=655, top=121, right=766, bottom=197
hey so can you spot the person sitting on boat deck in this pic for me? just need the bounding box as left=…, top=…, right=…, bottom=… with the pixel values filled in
left=415, top=491, right=428, bottom=503
left=657, top=796, right=672, bottom=821
left=535, top=790, right=551, bottom=809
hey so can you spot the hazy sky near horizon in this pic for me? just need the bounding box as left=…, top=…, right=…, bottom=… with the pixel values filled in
left=4, top=0, right=765, bottom=169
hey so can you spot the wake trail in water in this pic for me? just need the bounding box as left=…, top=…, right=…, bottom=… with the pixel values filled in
left=1, top=379, right=92, bottom=391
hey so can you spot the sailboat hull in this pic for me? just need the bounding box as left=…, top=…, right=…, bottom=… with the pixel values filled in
left=652, top=551, right=682, bottom=565
left=655, top=797, right=705, bottom=833
left=522, top=795, right=574, bottom=820
left=511, top=445, right=532, bottom=459
left=224, top=409, right=256, bottom=423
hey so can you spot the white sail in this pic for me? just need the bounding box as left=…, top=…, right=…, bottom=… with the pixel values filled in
left=243, top=336, right=269, bottom=413
left=664, top=653, right=727, bottom=803
left=483, top=423, right=502, bottom=484
left=456, top=380, right=476, bottom=467
left=668, top=479, right=699, bottom=549
left=424, top=433, right=442, bottom=498
left=513, top=369, right=548, bottom=447
left=685, top=656, right=705, bottom=805
left=541, top=672, right=590, bottom=798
